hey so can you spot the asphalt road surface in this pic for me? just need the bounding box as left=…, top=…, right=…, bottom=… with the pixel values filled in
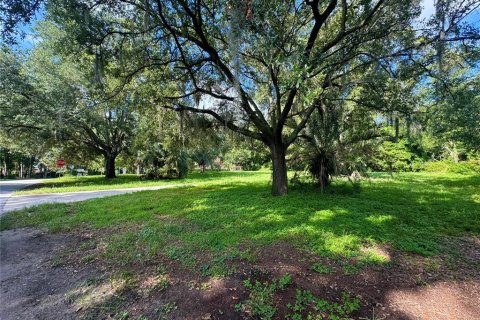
left=0, top=179, right=43, bottom=216
left=0, top=180, right=190, bottom=216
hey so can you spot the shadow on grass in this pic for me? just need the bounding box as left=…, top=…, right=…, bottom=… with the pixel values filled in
left=3, top=173, right=479, bottom=257
left=1, top=173, right=479, bottom=319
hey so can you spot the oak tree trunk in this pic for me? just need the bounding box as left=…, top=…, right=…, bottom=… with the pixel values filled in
left=104, top=154, right=116, bottom=179
left=270, top=142, right=288, bottom=196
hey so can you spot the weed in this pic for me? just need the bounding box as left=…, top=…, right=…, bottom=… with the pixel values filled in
left=50, top=254, right=65, bottom=267
left=238, top=247, right=257, bottom=262
left=278, top=274, right=293, bottom=289
left=82, top=276, right=102, bottom=287
left=151, top=275, right=170, bottom=292
left=79, top=240, right=97, bottom=251
left=235, top=274, right=292, bottom=320
left=311, top=262, right=335, bottom=274
left=81, top=254, right=96, bottom=263
left=164, top=246, right=197, bottom=269
left=161, top=302, right=177, bottom=314
left=200, top=253, right=238, bottom=277
left=423, top=258, right=441, bottom=272
left=81, top=294, right=126, bottom=320
left=64, top=291, right=76, bottom=303
left=155, top=264, right=168, bottom=275
left=200, top=281, right=212, bottom=290
left=342, top=263, right=362, bottom=275
left=287, top=290, right=360, bottom=320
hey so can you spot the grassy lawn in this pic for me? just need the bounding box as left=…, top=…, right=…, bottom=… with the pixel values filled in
left=1, top=171, right=479, bottom=319
left=14, top=171, right=262, bottom=195
left=4, top=171, right=479, bottom=260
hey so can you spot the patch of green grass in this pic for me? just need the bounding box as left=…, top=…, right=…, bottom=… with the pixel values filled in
left=50, top=254, right=66, bottom=267
left=164, top=245, right=197, bottom=270
left=78, top=240, right=97, bottom=251
left=81, top=276, right=103, bottom=287
left=1, top=172, right=479, bottom=268
left=81, top=254, right=96, bottom=263
left=341, top=263, right=362, bottom=276
left=15, top=171, right=268, bottom=194
left=200, top=251, right=239, bottom=276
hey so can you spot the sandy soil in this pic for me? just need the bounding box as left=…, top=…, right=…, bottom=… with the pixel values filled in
left=0, top=229, right=98, bottom=320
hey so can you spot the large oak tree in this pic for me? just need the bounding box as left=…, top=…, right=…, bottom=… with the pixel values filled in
left=3, top=0, right=479, bottom=194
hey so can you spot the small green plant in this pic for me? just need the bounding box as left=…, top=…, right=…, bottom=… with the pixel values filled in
left=152, top=275, right=170, bottom=292
left=342, top=263, right=362, bottom=275
left=155, top=264, right=168, bottom=275
left=199, top=252, right=238, bottom=277
left=278, top=274, right=293, bottom=289
left=287, top=290, right=360, bottom=320
left=235, top=274, right=292, bottom=320
left=200, top=282, right=212, bottom=290
left=79, top=240, right=97, bottom=251
left=81, top=254, right=96, bottom=263
left=119, top=270, right=133, bottom=279
left=161, top=302, right=177, bottom=314
left=50, top=254, right=65, bottom=267
left=164, top=246, right=197, bottom=269
left=64, top=291, right=76, bottom=304
left=112, top=311, right=148, bottom=320
left=82, top=276, right=102, bottom=287
left=311, top=262, right=334, bottom=274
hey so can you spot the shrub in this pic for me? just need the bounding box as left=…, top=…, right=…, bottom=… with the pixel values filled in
left=143, top=168, right=177, bottom=180
left=177, top=151, right=189, bottom=178
left=375, top=140, right=414, bottom=172
left=423, top=160, right=480, bottom=174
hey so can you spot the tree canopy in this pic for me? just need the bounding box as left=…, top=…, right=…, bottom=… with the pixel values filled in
left=1, top=0, right=479, bottom=193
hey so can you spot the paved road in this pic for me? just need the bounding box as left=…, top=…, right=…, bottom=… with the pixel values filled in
left=0, top=179, right=43, bottom=215
left=0, top=181, right=191, bottom=215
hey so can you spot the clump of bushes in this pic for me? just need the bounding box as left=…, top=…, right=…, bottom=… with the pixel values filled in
left=423, top=160, right=480, bottom=175
left=373, top=139, right=415, bottom=172
left=142, top=168, right=178, bottom=180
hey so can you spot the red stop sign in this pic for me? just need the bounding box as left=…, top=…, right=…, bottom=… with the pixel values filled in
left=56, top=159, right=65, bottom=167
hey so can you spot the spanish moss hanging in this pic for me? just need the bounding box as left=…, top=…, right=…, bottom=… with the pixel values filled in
left=93, top=46, right=104, bottom=86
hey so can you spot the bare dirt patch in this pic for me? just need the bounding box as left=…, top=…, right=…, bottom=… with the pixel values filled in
left=0, top=228, right=100, bottom=320
left=1, top=229, right=479, bottom=320
left=245, top=239, right=480, bottom=320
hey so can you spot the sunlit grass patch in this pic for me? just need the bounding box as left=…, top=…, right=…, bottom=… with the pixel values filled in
left=2, top=172, right=479, bottom=270
left=15, top=171, right=270, bottom=195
